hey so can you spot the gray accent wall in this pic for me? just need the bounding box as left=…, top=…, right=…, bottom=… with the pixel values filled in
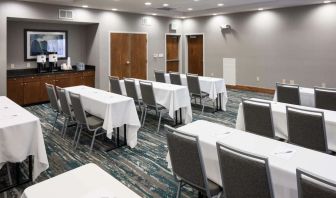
left=1, top=1, right=336, bottom=96
left=183, top=4, right=336, bottom=88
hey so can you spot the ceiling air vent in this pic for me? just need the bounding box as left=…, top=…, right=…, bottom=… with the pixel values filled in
left=156, top=7, right=176, bottom=11
left=59, top=9, right=73, bottom=20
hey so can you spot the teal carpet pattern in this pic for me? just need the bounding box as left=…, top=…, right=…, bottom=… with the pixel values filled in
left=0, top=89, right=272, bottom=198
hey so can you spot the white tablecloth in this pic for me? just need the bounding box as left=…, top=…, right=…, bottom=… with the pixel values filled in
left=64, top=86, right=141, bottom=148
left=167, top=120, right=336, bottom=198
left=274, top=87, right=315, bottom=107
left=120, top=79, right=192, bottom=124
left=21, top=163, right=140, bottom=198
left=236, top=98, right=336, bottom=151
left=0, top=96, right=49, bottom=180
left=164, top=74, right=228, bottom=111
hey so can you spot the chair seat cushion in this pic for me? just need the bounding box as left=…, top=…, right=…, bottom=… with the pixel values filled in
left=191, top=92, right=209, bottom=98
left=208, top=179, right=222, bottom=196
left=87, top=116, right=104, bottom=129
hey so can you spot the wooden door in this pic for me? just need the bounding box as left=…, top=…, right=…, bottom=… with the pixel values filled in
left=83, top=71, right=95, bottom=87
left=23, top=76, right=41, bottom=105
left=166, top=35, right=180, bottom=72
left=130, top=34, right=147, bottom=79
left=71, top=72, right=83, bottom=86
left=111, top=33, right=147, bottom=79
left=187, top=35, right=203, bottom=76
left=111, top=33, right=131, bottom=79
left=55, top=73, right=72, bottom=88
left=7, top=78, right=24, bottom=105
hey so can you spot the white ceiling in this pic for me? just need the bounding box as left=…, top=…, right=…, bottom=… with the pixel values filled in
left=18, top=0, right=331, bottom=17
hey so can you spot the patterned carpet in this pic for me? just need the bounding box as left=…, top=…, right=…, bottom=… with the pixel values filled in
left=0, top=88, right=272, bottom=198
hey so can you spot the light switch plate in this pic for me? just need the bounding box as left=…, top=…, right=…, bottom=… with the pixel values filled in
left=10, top=64, right=15, bottom=69
left=153, top=54, right=158, bottom=58
left=290, top=80, right=295, bottom=85
left=158, top=53, right=164, bottom=58
left=282, top=79, right=286, bottom=84
left=27, top=62, right=31, bottom=68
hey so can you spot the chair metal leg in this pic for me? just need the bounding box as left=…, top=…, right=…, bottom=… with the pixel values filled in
left=61, top=116, right=66, bottom=136
left=176, top=180, right=182, bottom=198
left=73, top=124, right=79, bottom=145
left=89, top=128, right=99, bottom=153
left=201, top=99, right=205, bottom=114
left=52, top=112, right=59, bottom=133
left=6, top=164, right=12, bottom=185
left=75, top=126, right=83, bottom=149
left=157, top=111, right=163, bottom=133
left=62, top=118, right=68, bottom=137
left=142, top=108, right=147, bottom=127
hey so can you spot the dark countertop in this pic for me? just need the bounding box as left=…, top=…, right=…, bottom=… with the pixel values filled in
left=7, top=65, right=95, bottom=78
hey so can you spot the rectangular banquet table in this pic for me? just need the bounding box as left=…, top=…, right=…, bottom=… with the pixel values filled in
left=274, top=87, right=315, bottom=107
left=119, top=79, right=192, bottom=124
left=166, top=120, right=336, bottom=198
left=64, top=86, right=141, bottom=148
left=236, top=98, right=336, bottom=151
left=21, top=163, right=141, bottom=198
left=0, top=96, right=49, bottom=180
left=164, top=74, right=228, bottom=111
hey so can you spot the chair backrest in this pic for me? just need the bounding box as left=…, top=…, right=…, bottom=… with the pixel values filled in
left=124, top=78, right=139, bottom=101
left=154, top=70, right=166, bottom=83
left=109, top=76, right=122, bottom=95
left=276, top=83, right=301, bottom=105
left=139, top=81, right=156, bottom=107
left=45, top=83, right=59, bottom=112
left=69, top=92, right=87, bottom=125
left=169, top=72, right=182, bottom=85
left=165, top=125, right=210, bottom=193
left=242, top=99, right=275, bottom=138
left=216, top=142, right=274, bottom=198
left=297, top=169, right=336, bottom=198
left=286, top=106, right=327, bottom=152
left=186, top=74, right=201, bottom=95
left=55, top=86, right=72, bottom=117
left=314, top=87, right=336, bottom=111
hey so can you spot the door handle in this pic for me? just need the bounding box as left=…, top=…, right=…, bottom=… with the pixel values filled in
left=126, top=61, right=130, bottom=65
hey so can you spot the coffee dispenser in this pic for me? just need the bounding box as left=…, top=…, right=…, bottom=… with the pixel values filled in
left=48, top=53, right=59, bottom=72
left=36, top=55, right=48, bottom=73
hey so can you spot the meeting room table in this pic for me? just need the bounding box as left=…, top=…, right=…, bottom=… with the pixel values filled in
left=0, top=96, right=49, bottom=191
left=166, top=120, right=336, bottom=198
left=164, top=73, right=228, bottom=111
left=273, top=87, right=315, bottom=107
left=119, top=79, right=193, bottom=124
left=21, top=163, right=141, bottom=198
left=236, top=98, right=336, bottom=152
left=64, top=85, right=141, bottom=148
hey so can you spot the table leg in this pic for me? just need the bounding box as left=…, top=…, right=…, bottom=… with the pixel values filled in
left=124, top=124, right=127, bottom=145
left=179, top=108, right=182, bottom=125
left=117, top=127, right=120, bottom=146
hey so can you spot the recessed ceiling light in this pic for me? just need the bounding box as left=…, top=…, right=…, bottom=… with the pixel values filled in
left=212, top=13, right=217, bottom=16
left=324, top=0, right=331, bottom=3
left=82, top=5, right=88, bottom=8
left=258, top=8, right=264, bottom=11
left=163, top=3, right=169, bottom=7
left=188, top=8, right=193, bottom=11
left=217, top=3, right=224, bottom=7
left=193, top=0, right=199, bottom=2
left=152, top=13, right=157, bottom=16
left=112, top=8, right=118, bottom=11
left=145, top=2, right=152, bottom=6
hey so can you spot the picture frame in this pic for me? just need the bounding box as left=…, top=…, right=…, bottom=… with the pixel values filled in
left=24, top=29, right=68, bottom=61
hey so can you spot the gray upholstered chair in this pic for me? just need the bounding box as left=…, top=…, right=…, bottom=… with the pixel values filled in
left=276, top=83, right=301, bottom=105
left=314, top=87, right=336, bottom=111
left=297, top=168, right=336, bottom=198
left=165, top=125, right=222, bottom=198
left=139, top=81, right=169, bottom=133
left=109, top=76, right=122, bottom=95
left=45, top=83, right=60, bottom=133
left=56, top=86, right=75, bottom=138
left=124, top=78, right=142, bottom=114
left=154, top=70, right=166, bottom=83
left=169, top=72, right=182, bottom=85
left=216, top=142, right=274, bottom=198
left=186, top=74, right=214, bottom=113
left=286, top=106, right=328, bottom=153
left=242, top=99, right=275, bottom=139
left=69, top=92, right=105, bottom=153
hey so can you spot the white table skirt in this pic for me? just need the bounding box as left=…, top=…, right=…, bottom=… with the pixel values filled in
left=120, top=79, right=193, bottom=124
left=21, top=163, right=141, bottom=198
left=164, top=74, right=228, bottom=111
left=166, top=120, right=336, bottom=198
left=0, top=96, right=49, bottom=180
left=64, top=86, right=141, bottom=148
left=273, top=87, right=315, bottom=107
left=236, top=98, right=336, bottom=151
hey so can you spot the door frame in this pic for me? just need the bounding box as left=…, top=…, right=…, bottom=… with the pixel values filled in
left=165, top=33, right=183, bottom=73
left=108, top=31, right=149, bottom=80
left=184, top=33, right=205, bottom=75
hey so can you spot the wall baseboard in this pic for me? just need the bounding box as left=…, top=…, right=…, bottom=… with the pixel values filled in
left=227, top=84, right=275, bottom=95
